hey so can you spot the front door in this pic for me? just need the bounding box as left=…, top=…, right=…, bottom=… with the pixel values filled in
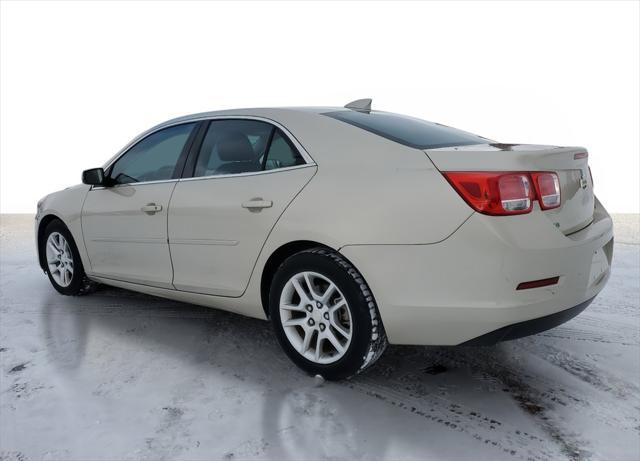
left=82, top=122, right=197, bottom=288
left=168, top=119, right=316, bottom=296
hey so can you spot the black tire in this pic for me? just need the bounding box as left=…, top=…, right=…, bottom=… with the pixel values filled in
left=269, top=247, right=387, bottom=380
left=42, top=219, right=97, bottom=296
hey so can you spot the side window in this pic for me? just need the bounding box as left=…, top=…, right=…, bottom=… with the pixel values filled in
left=194, top=120, right=272, bottom=177
left=109, top=123, right=195, bottom=184
left=264, top=129, right=305, bottom=171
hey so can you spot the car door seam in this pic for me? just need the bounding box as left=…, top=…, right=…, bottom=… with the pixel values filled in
left=239, top=165, right=319, bottom=298
left=166, top=181, right=179, bottom=290
left=79, top=186, right=94, bottom=271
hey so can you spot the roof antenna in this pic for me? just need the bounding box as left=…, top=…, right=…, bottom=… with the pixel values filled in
left=344, top=98, right=372, bottom=113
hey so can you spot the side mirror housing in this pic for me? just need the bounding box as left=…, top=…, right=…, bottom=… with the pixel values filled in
left=82, top=168, right=105, bottom=186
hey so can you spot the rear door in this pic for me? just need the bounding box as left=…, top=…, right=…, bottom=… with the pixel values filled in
left=168, top=119, right=316, bottom=296
left=82, top=122, right=197, bottom=287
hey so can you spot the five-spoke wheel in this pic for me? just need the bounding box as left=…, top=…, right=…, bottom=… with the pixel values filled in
left=42, top=219, right=94, bottom=295
left=279, top=271, right=353, bottom=364
left=46, top=231, right=74, bottom=287
left=270, top=248, right=387, bottom=380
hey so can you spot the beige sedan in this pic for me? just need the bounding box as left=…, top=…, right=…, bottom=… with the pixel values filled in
left=35, top=99, right=613, bottom=379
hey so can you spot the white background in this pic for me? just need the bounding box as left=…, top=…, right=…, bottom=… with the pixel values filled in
left=1, top=0, right=638, bottom=213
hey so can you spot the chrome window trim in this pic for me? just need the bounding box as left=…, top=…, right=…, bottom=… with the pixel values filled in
left=91, top=163, right=317, bottom=190
left=90, top=178, right=179, bottom=190
left=178, top=163, right=316, bottom=183
left=194, top=115, right=315, bottom=166
left=102, top=115, right=316, bottom=177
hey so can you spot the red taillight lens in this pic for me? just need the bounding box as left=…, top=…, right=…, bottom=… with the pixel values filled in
left=443, top=172, right=534, bottom=215
left=443, top=171, right=561, bottom=215
left=531, top=172, right=561, bottom=209
left=498, top=174, right=533, bottom=212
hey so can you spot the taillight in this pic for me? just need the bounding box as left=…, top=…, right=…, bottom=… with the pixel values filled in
left=498, top=174, right=533, bottom=213
left=531, top=172, right=561, bottom=209
left=443, top=172, right=534, bottom=215
left=443, top=171, right=561, bottom=216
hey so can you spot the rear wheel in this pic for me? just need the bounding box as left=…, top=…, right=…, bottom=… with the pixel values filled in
left=43, top=220, right=96, bottom=296
left=269, top=248, right=387, bottom=380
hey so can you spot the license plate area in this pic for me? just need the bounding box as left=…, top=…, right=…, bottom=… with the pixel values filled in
left=588, top=239, right=612, bottom=288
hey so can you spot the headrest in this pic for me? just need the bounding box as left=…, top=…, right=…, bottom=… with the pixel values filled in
left=216, top=131, right=255, bottom=161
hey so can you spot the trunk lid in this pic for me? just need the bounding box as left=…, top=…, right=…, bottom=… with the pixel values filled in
left=425, top=143, right=594, bottom=234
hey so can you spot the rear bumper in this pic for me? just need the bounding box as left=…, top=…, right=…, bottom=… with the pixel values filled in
left=340, top=197, right=613, bottom=346
left=461, top=296, right=594, bottom=346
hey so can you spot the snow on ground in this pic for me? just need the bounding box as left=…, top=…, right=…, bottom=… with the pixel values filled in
left=0, top=214, right=638, bottom=461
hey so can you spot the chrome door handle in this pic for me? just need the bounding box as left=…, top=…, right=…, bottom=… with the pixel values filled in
left=241, top=198, right=273, bottom=210
left=141, top=203, right=162, bottom=214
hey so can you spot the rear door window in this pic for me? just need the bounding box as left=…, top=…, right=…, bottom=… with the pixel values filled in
left=193, top=120, right=306, bottom=177
left=323, top=110, right=489, bottom=149
left=194, top=120, right=273, bottom=177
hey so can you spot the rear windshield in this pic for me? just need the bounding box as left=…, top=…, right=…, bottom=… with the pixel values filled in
left=322, top=110, right=489, bottom=150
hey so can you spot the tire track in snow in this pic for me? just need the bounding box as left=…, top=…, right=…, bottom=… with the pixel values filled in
left=521, top=340, right=640, bottom=401
left=435, top=347, right=595, bottom=461
left=351, top=344, right=603, bottom=461
left=343, top=369, right=564, bottom=461
left=538, top=315, right=639, bottom=347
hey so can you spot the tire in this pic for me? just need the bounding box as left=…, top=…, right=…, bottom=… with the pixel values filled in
left=269, top=247, right=387, bottom=380
left=42, top=219, right=97, bottom=296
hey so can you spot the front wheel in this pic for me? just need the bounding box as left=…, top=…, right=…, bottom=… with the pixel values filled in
left=269, top=248, right=387, bottom=380
left=43, top=219, right=96, bottom=296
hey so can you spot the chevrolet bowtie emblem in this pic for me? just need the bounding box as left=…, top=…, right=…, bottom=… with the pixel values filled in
left=579, top=171, right=588, bottom=189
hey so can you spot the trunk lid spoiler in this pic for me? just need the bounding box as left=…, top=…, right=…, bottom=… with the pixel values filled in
left=425, top=143, right=595, bottom=234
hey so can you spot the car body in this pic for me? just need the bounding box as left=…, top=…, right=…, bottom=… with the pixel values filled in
left=36, top=100, right=614, bottom=378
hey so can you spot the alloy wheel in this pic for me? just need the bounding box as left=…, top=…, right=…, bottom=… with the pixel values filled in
left=279, top=271, right=352, bottom=364
left=46, top=232, right=74, bottom=287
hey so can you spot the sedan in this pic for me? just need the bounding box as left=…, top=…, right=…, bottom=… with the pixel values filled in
left=36, top=99, right=613, bottom=379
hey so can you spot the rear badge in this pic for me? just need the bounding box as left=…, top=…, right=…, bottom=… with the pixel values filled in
left=579, top=171, right=588, bottom=189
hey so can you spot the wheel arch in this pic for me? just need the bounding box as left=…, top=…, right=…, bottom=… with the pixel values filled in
left=260, top=240, right=333, bottom=318
left=37, top=214, right=66, bottom=271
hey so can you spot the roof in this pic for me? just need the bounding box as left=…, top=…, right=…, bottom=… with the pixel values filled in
left=164, top=106, right=345, bottom=123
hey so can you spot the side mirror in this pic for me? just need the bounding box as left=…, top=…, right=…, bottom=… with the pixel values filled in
left=82, top=168, right=106, bottom=186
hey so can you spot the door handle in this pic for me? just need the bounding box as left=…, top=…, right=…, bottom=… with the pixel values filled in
left=141, top=203, right=163, bottom=214
left=241, top=198, right=273, bottom=210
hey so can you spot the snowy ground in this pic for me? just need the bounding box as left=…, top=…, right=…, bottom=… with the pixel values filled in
left=1, top=214, right=638, bottom=461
